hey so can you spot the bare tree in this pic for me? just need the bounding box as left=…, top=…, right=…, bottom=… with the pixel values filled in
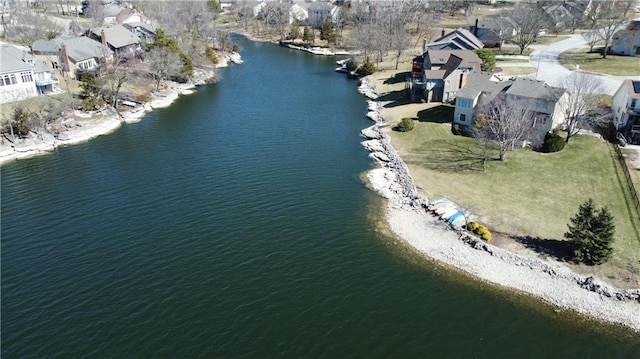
left=507, top=3, right=550, bottom=55
left=84, top=0, right=105, bottom=27
left=146, top=47, right=184, bottom=91
left=558, top=72, right=608, bottom=143
left=582, top=30, right=600, bottom=52
left=3, top=12, right=64, bottom=46
left=592, top=0, right=633, bottom=58
left=391, top=23, right=411, bottom=70
left=475, top=93, right=534, bottom=161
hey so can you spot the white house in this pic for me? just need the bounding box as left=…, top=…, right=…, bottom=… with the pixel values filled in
left=307, top=2, right=339, bottom=28
left=612, top=80, right=640, bottom=142
left=0, top=44, right=57, bottom=104
left=453, top=72, right=568, bottom=145
left=611, top=19, right=640, bottom=57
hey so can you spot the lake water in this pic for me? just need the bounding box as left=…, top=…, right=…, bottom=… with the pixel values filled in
left=2, top=37, right=639, bottom=358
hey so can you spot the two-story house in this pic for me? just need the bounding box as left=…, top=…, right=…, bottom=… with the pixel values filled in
left=33, top=36, right=114, bottom=79
left=612, top=80, right=640, bottom=142
left=1, top=44, right=57, bottom=104
left=611, top=19, right=640, bottom=57
left=453, top=72, right=568, bottom=145
left=307, top=2, right=339, bottom=28
left=422, top=49, right=482, bottom=103
left=426, top=28, right=484, bottom=51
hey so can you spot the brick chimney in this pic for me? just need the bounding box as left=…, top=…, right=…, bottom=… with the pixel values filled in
left=474, top=18, right=479, bottom=37
left=100, top=29, right=108, bottom=49
left=61, top=44, right=71, bottom=73
left=423, top=38, right=427, bottom=52
left=441, top=28, right=445, bottom=37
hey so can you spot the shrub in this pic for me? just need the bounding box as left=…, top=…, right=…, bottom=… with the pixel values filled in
left=542, top=132, right=565, bottom=153
left=232, top=43, right=242, bottom=53
left=452, top=124, right=461, bottom=135
left=356, top=61, right=376, bottom=76
left=345, top=59, right=357, bottom=72
left=477, top=226, right=492, bottom=241
left=466, top=221, right=479, bottom=232
left=205, top=46, right=219, bottom=64
left=136, top=93, right=153, bottom=103
left=395, top=118, right=415, bottom=132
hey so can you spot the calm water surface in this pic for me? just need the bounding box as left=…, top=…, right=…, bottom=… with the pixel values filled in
left=2, top=37, right=640, bottom=358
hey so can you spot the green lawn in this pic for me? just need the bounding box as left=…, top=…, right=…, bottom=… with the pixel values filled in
left=385, top=118, right=640, bottom=287
left=491, top=47, right=534, bottom=56
left=559, top=50, right=640, bottom=76
left=500, top=66, right=537, bottom=76
left=532, top=35, right=571, bottom=45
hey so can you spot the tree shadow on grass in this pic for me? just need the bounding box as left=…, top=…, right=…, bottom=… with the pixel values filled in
left=404, top=139, right=492, bottom=173
left=383, top=71, right=410, bottom=85
left=513, top=236, right=573, bottom=262
left=417, top=104, right=455, bottom=124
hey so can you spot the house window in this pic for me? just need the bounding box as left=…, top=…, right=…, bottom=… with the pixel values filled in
left=20, top=72, right=33, bottom=83
left=458, top=98, right=472, bottom=109
left=459, top=113, right=467, bottom=123
left=632, top=99, right=638, bottom=108
left=10, top=74, right=17, bottom=85
left=445, top=79, right=451, bottom=85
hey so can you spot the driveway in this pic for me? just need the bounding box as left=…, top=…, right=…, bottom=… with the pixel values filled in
left=529, top=34, right=639, bottom=95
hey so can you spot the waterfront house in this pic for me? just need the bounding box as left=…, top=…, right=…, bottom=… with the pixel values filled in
left=612, top=80, right=640, bottom=142
left=426, top=28, right=484, bottom=51
left=33, top=36, right=114, bottom=79
left=123, top=21, right=157, bottom=43
left=88, top=25, right=141, bottom=59
left=307, top=2, right=339, bottom=28
left=421, top=49, right=482, bottom=103
left=0, top=44, right=58, bottom=104
left=453, top=72, right=568, bottom=145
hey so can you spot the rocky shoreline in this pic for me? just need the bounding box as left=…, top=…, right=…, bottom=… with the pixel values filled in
left=357, top=76, right=640, bottom=331
left=0, top=67, right=220, bottom=166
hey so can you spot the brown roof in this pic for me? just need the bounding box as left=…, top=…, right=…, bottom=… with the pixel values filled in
left=426, top=49, right=482, bottom=68
left=425, top=69, right=446, bottom=79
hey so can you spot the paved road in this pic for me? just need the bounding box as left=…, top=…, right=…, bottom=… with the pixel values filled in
left=529, top=34, right=639, bottom=95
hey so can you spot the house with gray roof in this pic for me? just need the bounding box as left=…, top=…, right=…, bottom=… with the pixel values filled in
left=421, top=49, right=482, bottom=103
left=426, top=28, right=484, bottom=51
left=88, top=24, right=140, bottom=58
left=470, top=17, right=517, bottom=49
left=1, top=44, right=58, bottom=104
left=453, top=72, right=568, bottom=145
left=33, top=36, right=114, bottom=79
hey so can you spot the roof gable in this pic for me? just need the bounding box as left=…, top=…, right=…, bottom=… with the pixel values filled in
left=0, top=44, right=36, bottom=74
left=91, top=24, right=139, bottom=49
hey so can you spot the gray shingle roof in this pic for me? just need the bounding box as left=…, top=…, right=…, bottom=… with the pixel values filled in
left=432, top=28, right=484, bottom=50
left=0, top=44, right=36, bottom=75
left=34, top=36, right=112, bottom=63
left=91, top=24, right=139, bottom=49
left=506, top=78, right=566, bottom=102
left=457, top=70, right=510, bottom=101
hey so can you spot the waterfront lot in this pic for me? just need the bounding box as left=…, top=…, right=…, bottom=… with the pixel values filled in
left=371, top=71, right=640, bottom=289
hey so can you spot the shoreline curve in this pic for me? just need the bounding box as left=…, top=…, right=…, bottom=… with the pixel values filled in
left=357, top=76, right=640, bottom=332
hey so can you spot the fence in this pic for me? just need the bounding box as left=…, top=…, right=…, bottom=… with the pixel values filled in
left=614, top=144, right=640, bottom=220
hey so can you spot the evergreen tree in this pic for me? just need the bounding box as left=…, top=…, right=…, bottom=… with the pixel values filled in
left=473, top=48, right=496, bottom=71
left=564, top=198, right=615, bottom=265
left=302, top=27, right=314, bottom=44
left=320, top=21, right=337, bottom=45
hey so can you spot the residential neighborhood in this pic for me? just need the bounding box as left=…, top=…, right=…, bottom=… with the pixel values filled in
left=3, top=0, right=640, bottom=354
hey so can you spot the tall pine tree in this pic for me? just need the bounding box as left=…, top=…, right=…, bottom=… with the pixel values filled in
left=564, top=198, right=615, bottom=265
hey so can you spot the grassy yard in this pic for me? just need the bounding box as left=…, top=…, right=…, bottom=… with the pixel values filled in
left=491, top=46, right=534, bottom=56
left=559, top=50, right=640, bottom=76
left=532, top=35, right=571, bottom=45
left=370, top=70, right=640, bottom=288
left=499, top=66, right=537, bottom=76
